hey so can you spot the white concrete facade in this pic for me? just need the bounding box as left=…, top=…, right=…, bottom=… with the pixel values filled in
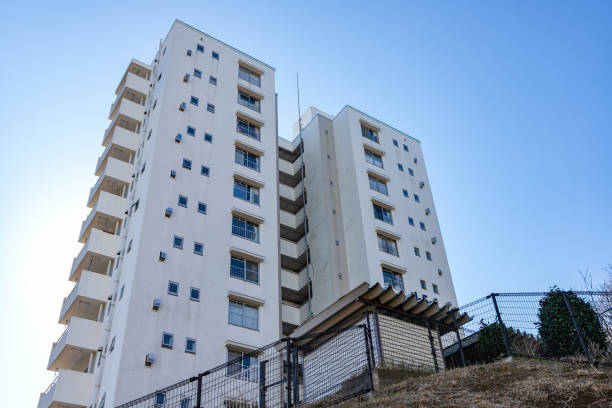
left=39, top=19, right=458, bottom=408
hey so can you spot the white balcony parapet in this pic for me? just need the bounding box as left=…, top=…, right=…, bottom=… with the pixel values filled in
left=87, top=157, right=133, bottom=208
left=102, top=114, right=139, bottom=147
left=280, top=237, right=307, bottom=260
left=69, top=229, right=119, bottom=282
left=279, top=157, right=302, bottom=177
left=109, top=97, right=145, bottom=124
left=47, top=317, right=104, bottom=371
left=79, top=191, right=126, bottom=243
left=279, top=208, right=305, bottom=230
left=95, top=127, right=138, bottom=176
left=37, top=369, right=94, bottom=408
left=281, top=303, right=310, bottom=327
left=278, top=179, right=304, bottom=202
left=109, top=81, right=147, bottom=119
left=280, top=267, right=308, bottom=293
left=59, top=271, right=113, bottom=324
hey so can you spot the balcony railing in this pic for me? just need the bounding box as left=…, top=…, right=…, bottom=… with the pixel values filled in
left=235, top=152, right=260, bottom=171
left=238, top=94, right=261, bottom=113
left=378, top=241, right=399, bottom=256
left=236, top=123, right=260, bottom=140
left=60, top=283, right=79, bottom=320
left=230, top=265, right=259, bottom=284
left=238, top=69, right=261, bottom=87
left=232, top=224, right=259, bottom=243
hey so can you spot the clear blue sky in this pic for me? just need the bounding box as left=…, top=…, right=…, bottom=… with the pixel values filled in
left=1, top=1, right=611, bottom=405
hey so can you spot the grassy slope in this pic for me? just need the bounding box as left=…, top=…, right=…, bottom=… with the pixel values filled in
left=337, top=360, right=612, bottom=407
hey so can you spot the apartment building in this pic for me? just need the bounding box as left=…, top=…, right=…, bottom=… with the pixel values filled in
left=38, top=20, right=457, bottom=408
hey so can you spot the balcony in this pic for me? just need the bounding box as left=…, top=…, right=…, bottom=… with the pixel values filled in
left=281, top=267, right=310, bottom=304
left=47, top=317, right=103, bottom=371
left=95, top=127, right=138, bottom=176
left=87, top=157, right=132, bottom=208
left=280, top=237, right=307, bottom=272
left=281, top=303, right=310, bottom=330
left=115, top=68, right=149, bottom=96
left=102, top=109, right=140, bottom=147
left=79, top=191, right=126, bottom=243
left=37, top=369, right=94, bottom=408
left=109, top=86, right=146, bottom=121
left=69, top=229, right=119, bottom=282
left=58, top=271, right=112, bottom=324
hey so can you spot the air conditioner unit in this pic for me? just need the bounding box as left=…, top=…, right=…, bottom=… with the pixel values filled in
left=179, top=102, right=186, bottom=111
left=159, top=251, right=167, bottom=262
left=425, top=208, right=431, bottom=216
left=175, top=133, right=182, bottom=143
left=419, top=181, right=425, bottom=189
left=145, top=353, right=156, bottom=367
left=183, top=73, right=190, bottom=82
left=431, top=237, right=438, bottom=245
left=186, top=49, right=192, bottom=56
left=152, top=298, right=161, bottom=311
left=170, top=170, right=177, bottom=179
left=413, top=158, right=418, bottom=164
left=165, top=207, right=173, bottom=217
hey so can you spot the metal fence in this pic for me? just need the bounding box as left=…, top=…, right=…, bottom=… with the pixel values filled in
left=117, top=290, right=611, bottom=407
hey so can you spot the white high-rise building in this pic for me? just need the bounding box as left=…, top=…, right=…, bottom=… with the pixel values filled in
left=38, top=20, right=457, bottom=408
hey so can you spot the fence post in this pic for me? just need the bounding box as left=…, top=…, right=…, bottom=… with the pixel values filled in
left=362, top=324, right=375, bottom=392
left=452, top=312, right=466, bottom=368
left=285, top=338, right=292, bottom=408
left=364, top=310, right=376, bottom=367
left=371, top=307, right=385, bottom=366
left=561, top=291, right=592, bottom=364
left=195, top=373, right=203, bottom=408
left=490, top=293, right=511, bottom=358
left=259, top=360, right=267, bottom=408
left=292, top=346, right=299, bottom=405
left=425, top=319, right=439, bottom=372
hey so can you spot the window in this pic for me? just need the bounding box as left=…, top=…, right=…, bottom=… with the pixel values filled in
left=209, top=76, right=217, bottom=85
left=194, top=242, right=204, bottom=255
left=182, top=158, right=192, bottom=170
left=178, top=195, right=188, bottom=207
left=239, top=65, right=261, bottom=87
left=426, top=251, right=432, bottom=261
left=120, top=284, right=125, bottom=300
left=414, top=247, right=421, bottom=257
left=361, top=125, right=379, bottom=143
left=197, top=202, right=207, bottom=214
left=185, top=338, right=196, bottom=354
left=201, top=165, right=210, bottom=177
left=420, top=280, right=427, bottom=290
left=234, top=180, right=260, bottom=205
left=417, top=222, right=425, bottom=232
left=238, top=91, right=261, bottom=113
left=155, top=392, right=165, bottom=406
left=161, top=332, right=174, bottom=348
left=377, top=234, right=399, bottom=256
left=373, top=203, right=393, bottom=224
left=382, top=268, right=404, bottom=291
left=364, top=149, right=383, bottom=168
left=397, top=163, right=404, bottom=171
left=403, top=144, right=409, bottom=152
left=193, top=69, right=202, bottom=78
left=230, top=255, right=259, bottom=283
left=173, top=235, right=184, bottom=249
left=433, top=284, right=439, bottom=294
left=228, top=300, right=258, bottom=330
left=413, top=194, right=420, bottom=203
left=438, top=268, right=443, bottom=276
left=235, top=148, right=260, bottom=171
left=368, top=175, right=388, bottom=195
left=204, top=133, right=213, bottom=143
left=393, top=139, right=399, bottom=147
left=197, top=44, right=204, bottom=53
left=187, top=126, right=196, bottom=136
left=207, top=103, right=215, bottom=113
left=190, top=287, right=200, bottom=301
left=148, top=129, right=152, bottom=140
left=227, top=349, right=259, bottom=381
left=180, top=399, right=190, bottom=408
left=190, top=96, right=199, bottom=106
left=408, top=217, right=415, bottom=226
left=127, top=239, right=132, bottom=253
left=109, top=336, right=116, bottom=352
left=236, top=118, right=261, bottom=140
left=408, top=168, right=414, bottom=176
left=402, top=189, right=409, bottom=198
left=168, top=281, right=179, bottom=295
left=232, top=216, right=259, bottom=242
left=212, top=51, right=219, bottom=60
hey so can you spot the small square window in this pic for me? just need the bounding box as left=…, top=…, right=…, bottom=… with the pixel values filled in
left=204, top=133, right=213, bottom=143
left=182, top=158, right=192, bottom=170
left=207, top=103, right=215, bottom=113
left=190, top=96, right=199, bottom=106
left=414, top=247, right=421, bottom=257
left=209, top=76, right=217, bottom=86
left=397, top=163, right=404, bottom=171
left=161, top=332, right=174, bottom=348
left=408, top=168, right=415, bottom=176
left=402, top=189, right=409, bottom=198
left=420, top=280, right=427, bottom=290
left=185, top=338, right=196, bottom=354
left=420, top=222, right=426, bottom=231
left=190, top=287, right=200, bottom=301
left=393, top=139, right=399, bottom=147
left=173, top=235, right=184, bottom=249
left=196, top=44, right=204, bottom=53
left=187, top=126, right=195, bottom=136
left=201, top=165, right=210, bottom=177
left=433, top=284, right=439, bottom=294
left=168, top=281, right=179, bottom=295
left=193, top=69, right=202, bottom=78
left=403, top=144, right=409, bottom=152
left=426, top=251, right=432, bottom=261
left=212, top=51, right=219, bottom=60
left=413, top=194, right=420, bottom=203
left=194, top=242, right=204, bottom=255
left=408, top=217, right=415, bottom=226
left=197, top=202, right=207, bottom=214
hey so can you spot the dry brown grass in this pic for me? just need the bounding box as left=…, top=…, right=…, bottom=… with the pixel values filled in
left=336, top=360, right=612, bottom=407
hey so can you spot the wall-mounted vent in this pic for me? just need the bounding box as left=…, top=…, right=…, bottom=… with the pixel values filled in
left=165, top=207, right=173, bottom=218
left=179, top=102, right=186, bottom=111
left=159, top=252, right=167, bottom=262
left=145, top=353, right=156, bottom=367
left=152, top=298, right=161, bottom=311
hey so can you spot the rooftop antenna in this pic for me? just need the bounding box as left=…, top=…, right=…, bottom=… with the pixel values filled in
left=296, top=73, right=313, bottom=318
